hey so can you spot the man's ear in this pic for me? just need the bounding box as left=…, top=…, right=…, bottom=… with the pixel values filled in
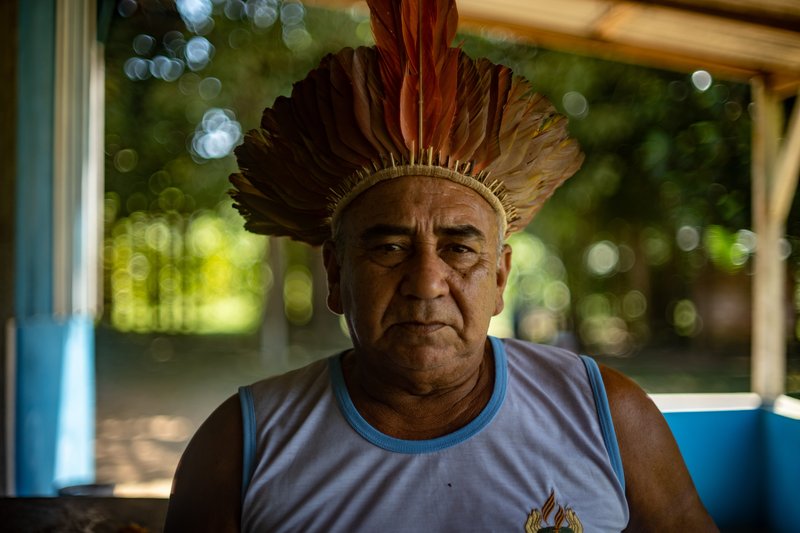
left=494, top=243, right=512, bottom=316
left=322, top=240, right=343, bottom=314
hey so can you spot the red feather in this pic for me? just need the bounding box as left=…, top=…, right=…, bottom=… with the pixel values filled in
left=368, top=0, right=459, bottom=153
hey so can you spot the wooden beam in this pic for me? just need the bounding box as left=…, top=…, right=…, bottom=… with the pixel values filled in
left=457, top=15, right=760, bottom=77
left=589, top=3, right=637, bottom=40
left=621, top=0, right=800, bottom=33
left=750, top=76, right=790, bottom=402
left=772, top=91, right=800, bottom=221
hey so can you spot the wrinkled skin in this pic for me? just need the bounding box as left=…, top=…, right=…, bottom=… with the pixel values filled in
left=323, top=176, right=511, bottom=438
left=328, top=178, right=508, bottom=381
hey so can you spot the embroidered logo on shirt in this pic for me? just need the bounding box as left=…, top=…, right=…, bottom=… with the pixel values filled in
left=525, top=489, right=583, bottom=533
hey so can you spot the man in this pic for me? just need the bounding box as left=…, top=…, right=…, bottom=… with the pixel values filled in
left=166, top=0, right=717, bottom=530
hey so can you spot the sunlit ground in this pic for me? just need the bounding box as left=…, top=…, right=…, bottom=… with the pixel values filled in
left=95, top=326, right=267, bottom=498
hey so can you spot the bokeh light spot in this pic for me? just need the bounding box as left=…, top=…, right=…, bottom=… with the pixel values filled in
left=586, top=240, right=619, bottom=277
left=280, top=1, right=305, bottom=25
left=177, top=0, right=213, bottom=32
left=179, top=72, right=201, bottom=95
left=133, top=34, right=156, bottom=56
left=283, top=26, right=312, bottom=50
left=691, top=70, right=713, bottom=92
left=118, top=0, right=138, bottom=17
left=252, top=0, right=279, bottom=28
left=228, top=28, right=252, bottom=48
left=623, top=291, right=647, bottom=319
left=185, top=36, right=215, bottom=71
left=123, top=57, right=152, bottom=81
left=191, top=108, right=242, bottom=159
left=543, top=281, right=571, bottom=312
left=519, top=309, right=558, bottom=343
left=225, top=0, right=247, bottom=20
left=642, top=228, right=671, bottom=266
left=677, top=226, right=700, bottom=252
left=198, top=77, right=222, bottom=100
left=114, top=148, right=139, bottom=173
left=562, top=91, right=588, bottom=118
left=673, top=299, right=700, bottom=336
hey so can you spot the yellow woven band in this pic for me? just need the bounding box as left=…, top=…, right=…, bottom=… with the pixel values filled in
left=328, top=163, right=510, bottom=236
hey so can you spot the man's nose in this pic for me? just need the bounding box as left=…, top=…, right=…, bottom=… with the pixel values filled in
left=400, top=248, right=449, bottom=299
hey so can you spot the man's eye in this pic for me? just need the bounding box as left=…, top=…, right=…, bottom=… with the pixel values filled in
left=365, top=242, right=408, bottom=266
left=445, top=244, right=474, bottom=254
left=375, top=243, right=404, bottom=253
left=440, top=244, right=480, bottom=269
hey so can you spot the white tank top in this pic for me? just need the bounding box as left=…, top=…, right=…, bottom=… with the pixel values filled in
left=240, top=337, right=629, bottom=531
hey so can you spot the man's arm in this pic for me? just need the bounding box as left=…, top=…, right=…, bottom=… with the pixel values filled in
left=164, top=394, right=243, bottom=532
left=600, top=365, right=718, bottom=532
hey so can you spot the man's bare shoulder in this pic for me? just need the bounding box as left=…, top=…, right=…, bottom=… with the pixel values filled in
left=164, top=394, right=243, bottom=532
left=598, top=364, right=718, bottom=532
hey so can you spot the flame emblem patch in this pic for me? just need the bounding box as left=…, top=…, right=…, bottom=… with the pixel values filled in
left=525, top=489, right=583, bottom=533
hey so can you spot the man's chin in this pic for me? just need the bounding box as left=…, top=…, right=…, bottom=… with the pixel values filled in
left=384, top=324, right=455, bottom=350
left=376, top=331, right=477, bottom=369
left=391, top=322, right=449, bottom=336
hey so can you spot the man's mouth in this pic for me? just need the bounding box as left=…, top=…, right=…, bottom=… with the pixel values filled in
left=395, top=322, right=447, bottom=334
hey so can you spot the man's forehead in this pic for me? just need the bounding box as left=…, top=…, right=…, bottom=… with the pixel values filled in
left=358, top=222, right=488, bottom=241
left=341, top=176, right=501, bottom=229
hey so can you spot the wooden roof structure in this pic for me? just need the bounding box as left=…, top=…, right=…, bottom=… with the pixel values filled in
left=458, top=0, right=800, bottom=95
left=313, top=0, right=800, bottom=95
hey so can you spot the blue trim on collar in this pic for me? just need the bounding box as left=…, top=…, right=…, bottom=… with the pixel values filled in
left=329, top=336, right=508, bottom=454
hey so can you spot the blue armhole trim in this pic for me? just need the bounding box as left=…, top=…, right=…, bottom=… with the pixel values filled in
left=580, top=355, right=626, bottom=491
left=238, top=386, right=257, bottom=499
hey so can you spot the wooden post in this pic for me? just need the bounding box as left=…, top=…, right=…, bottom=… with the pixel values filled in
left=751, top=77, right=800, bottom=402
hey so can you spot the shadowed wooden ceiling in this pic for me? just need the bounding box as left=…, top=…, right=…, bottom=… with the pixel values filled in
left=310, top=0, right=800, bottom=95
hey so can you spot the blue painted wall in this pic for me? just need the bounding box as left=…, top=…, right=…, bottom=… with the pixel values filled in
left=15, top=0, right=54, bottom=318
left=15, top=316, right=95, bottom=495
left=14, top=0, right=95, bottom=495
left=665, top=408, right=800, bottom=531
left=764, top=410, right=800, bottom=528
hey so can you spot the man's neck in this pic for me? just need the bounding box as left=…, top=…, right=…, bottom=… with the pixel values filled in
left=341, top=341, right=495, bottom=440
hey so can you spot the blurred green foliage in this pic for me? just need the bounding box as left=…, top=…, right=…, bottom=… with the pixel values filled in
left=103, top=1, right=799, bottom=355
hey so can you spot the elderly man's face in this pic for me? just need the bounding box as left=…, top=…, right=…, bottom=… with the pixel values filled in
left=324, top=176, right=511, bottom=377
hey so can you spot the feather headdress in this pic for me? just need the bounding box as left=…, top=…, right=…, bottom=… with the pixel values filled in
left=230, top=0, right=583, bottom=245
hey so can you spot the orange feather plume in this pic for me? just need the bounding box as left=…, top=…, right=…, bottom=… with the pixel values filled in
left=230, top=0, right=583, bottom=245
